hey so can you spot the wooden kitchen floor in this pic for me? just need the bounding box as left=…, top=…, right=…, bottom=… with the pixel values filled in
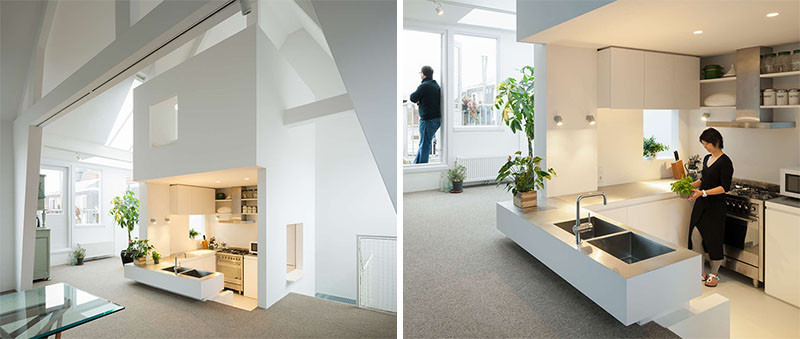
left=702, top=266, right=800, bottom=338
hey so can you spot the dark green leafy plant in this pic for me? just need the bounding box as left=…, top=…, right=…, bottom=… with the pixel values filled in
left=151, top=251, right=161, bottom=261
left=110, top=190, right=139, bottom=244
left=496, top=152, right=556, bottom=195
left=447, top=161, right=467, bottom=183
left=189, top=228, right=199, bottom=240
left=126, top=238, right=153, bottom=259
left=643, top=136, right=669, bottom=158
left=73, top=243, right=86, bottom=259
left=670, top=176, right=695, bottom=197
left=494, top=66, right=556, bottom=193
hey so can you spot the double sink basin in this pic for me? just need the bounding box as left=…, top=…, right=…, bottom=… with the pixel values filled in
left=553, top=216, right=674, bottom=264
left=161, top=266, right=215, bottom=279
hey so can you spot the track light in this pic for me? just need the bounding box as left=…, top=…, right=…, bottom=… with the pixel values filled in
left=586, top=115, right=596, bottom=125
left=239, top=0, right=252, bottom=15
left=701, top=112, right=711, bottom=121
left=150, top=218, right=157, bottom=224
left=435, top=1, right=444, bottom=15
left=554, top=115, right=563, bottom=127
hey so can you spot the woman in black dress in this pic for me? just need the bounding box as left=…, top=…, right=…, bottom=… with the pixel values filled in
left=687, top=128, right=733, bottom=287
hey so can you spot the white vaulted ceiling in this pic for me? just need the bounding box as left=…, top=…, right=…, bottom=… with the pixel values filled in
left=521, top=0, right=800, bottom=57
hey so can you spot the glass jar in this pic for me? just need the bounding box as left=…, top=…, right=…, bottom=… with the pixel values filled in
left=763, top=89, right=776, bottom=106
left=764, top=53, right=776, bottom=73
left=789, top=89, right=800, bottom=105
left=776, top=89, right=788, bottom=106
left=792, top=50, right=800, bottom=72
left=777, top=51, right=792, bottom=73
left=760, top=54, right=767, bottom=74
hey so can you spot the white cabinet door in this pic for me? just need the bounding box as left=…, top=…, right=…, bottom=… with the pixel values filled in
left=644, top=52, right=675, bottom=109
left=610, top=48, right=644, bottom=109
left=244, top=257, right=258, bottom=299
left=190, top=186, right=215, bottom=215
left=148, top=183, right=170, bottom=220
left=627, top=199, right=672, bottom=243
left=594, top=207, right=628, bottom=224
left=765, top=207, right=800, bottom=307
left=673, top=55, right=700, bottom=109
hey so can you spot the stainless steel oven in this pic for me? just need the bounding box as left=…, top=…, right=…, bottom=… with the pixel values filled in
left=216, top=252, right=243, bottom=293
left=723, top=207, right=762, bottom=284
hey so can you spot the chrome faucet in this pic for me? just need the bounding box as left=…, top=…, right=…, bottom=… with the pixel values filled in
left=173, top=252, right=187, bottom=274
left=574, top=192, right=607, bottom=247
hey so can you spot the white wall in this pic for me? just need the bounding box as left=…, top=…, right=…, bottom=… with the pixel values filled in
left=43, top=0, right=115, bottom=96
left=541, top=44, right=598, bottom=197
left=133, top=27, right=257, bottom=182
left=0, top=120, right=16, bottom=292
left=315, top=112, right=396, bottom=300
left=403, top=22, right=531, bottom=193
left=206, top=216, right=258, bottom=249
left=255, top=25, right=317, bottom=308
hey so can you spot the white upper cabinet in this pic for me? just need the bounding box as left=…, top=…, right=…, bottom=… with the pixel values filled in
left=169, top=185, right=215, bottom=215
left=599, top=47, right=699, bottom=109
left=598, top=47, right=644, bottom=109
left=147, top=183, right=171, bottom=221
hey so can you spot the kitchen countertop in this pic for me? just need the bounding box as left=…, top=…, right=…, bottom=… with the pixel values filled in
left=767, top=196, right=800, bottom=209
left=553, top=179, right=675, bottom=206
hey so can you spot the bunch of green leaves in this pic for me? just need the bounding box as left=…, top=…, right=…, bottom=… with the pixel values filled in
left=125, top=238, right=154, bottom=259
left=189, top=228, right=199, bottom=240
left=643, top=136, right=669, bottom=158
left=670, top=176, right=695, bottom=196
left=110, top=190, right=139, bottom=244
left=495, top=66, right=535, bottom=157
left=447, top=161, right=467, bottom=182
left=151, top=251, right=161, bottom=261
left=496, top=152, right=556, bottom=195
left=73, top=243, right=86, bottom=259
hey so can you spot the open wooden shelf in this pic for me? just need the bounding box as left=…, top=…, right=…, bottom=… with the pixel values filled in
left=761, top=105, right=800, bottom=108
left=760, top=71, right=800, bottom=79
left=700, top=77, right=736, bottom=84
left=241, top=198, right=257, bottom=201
left=700, top=106, right=736, bottom=109
left=215, top=199, right=231, bottom=202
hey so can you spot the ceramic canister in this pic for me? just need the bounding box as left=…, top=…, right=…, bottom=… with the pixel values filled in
left=789, top=89, right=800, bottom=105
left=763, top=89, right=776, bottom=106
left=776, top=89, right=789, bottom=106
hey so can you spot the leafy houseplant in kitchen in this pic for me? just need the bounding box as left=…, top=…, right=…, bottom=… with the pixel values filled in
left=111, top=190, right=139, bottom=265
left=447, top=161, right=467, bottom=193
left=671, top=176, right=695, bottom=198
left=152, top=251, right=161, bottom=265
left=73, top=244, right=86, bottom=265
left=189, top=228, right=199, bottom=240
left=128, top=238, right=154, bottom=266
left=643, top=136, right=669, bottom=160
left=494, top=65, right=556, bottom=208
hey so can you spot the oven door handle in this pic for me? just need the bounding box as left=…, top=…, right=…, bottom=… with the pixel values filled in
left=727, top=213, right=758, bottom=223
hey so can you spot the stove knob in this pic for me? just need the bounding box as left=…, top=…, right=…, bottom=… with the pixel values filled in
left=750, top=205, right=757, bottom=212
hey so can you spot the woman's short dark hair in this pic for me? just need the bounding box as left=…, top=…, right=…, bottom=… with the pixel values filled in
left=421, top=65, right=434, bottom=78
left=699, top=128, right=724, bottom=149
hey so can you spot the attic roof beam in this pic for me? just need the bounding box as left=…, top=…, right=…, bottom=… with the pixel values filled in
left=42, top=134, right=133, bottom=163
left=188, top=32, right=207, bottom=57
left=18, top=0, right=58, bottom=115
left=15, top=0, right=238, bottom=129
left=116, top=0, right=131, bottom=39
left=282, top=93, right=353, bottom=126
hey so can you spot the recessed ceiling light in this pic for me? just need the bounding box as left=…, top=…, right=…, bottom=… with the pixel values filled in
left=216, top=180, right=221, bottom=183
left=244, top=178, right=250, bottom=181
left=693, top=30, right=704, bottom=35
left=766, top=12, right=779, bottom=17
left=174, top=104, right=178, bottom=110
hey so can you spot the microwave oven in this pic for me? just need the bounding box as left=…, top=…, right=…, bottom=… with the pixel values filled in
left=250, top=242, right=258, bottom=254
left=780, top=168, right=800, bottom=199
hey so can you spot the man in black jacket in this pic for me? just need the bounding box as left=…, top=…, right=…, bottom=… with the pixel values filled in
left=409, top=65, right=441, bottom=164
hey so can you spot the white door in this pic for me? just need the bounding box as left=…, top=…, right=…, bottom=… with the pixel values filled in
left=357, top=235, right=397, bottom=313
left=40, top=166, right=70, bottom=253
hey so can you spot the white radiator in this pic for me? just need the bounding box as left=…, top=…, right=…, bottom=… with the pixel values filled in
left=456, top=156, right=508, bottom=183
left=81, top=241, right=115, bottom=260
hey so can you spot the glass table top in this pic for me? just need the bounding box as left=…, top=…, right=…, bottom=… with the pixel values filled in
left=0, top=283, right=124, bottom=339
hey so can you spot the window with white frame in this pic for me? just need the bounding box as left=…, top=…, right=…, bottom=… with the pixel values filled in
left=74, top=168, right=101, bottom=225
left=402, top=29, right=443, bottom=165
left=643, top=110, right=679, bottom=160
left=453, top=34, right=497, bottom=127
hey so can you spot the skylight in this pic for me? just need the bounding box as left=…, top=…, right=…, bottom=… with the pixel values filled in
left=457, top=9, right=516, bottom=31
left=105, top=79, right=141, bottom=151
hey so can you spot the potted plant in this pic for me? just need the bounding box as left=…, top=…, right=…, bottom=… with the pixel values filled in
left=447, top=161, right=467, bottom=193
left=670, top=176, right=695, bottom=199
left=128, top=238, right=153, bottom=266
left=494, top=66, right=556, bottom=208
left=152, top=251, right=161, bottom=265
left=110, top=190, right=139, bottom=265
left=73, top=244, right=86, bottom=265
left=189, top=228, right=199, bottom=240
left=643, top=136, right=669, bottom=160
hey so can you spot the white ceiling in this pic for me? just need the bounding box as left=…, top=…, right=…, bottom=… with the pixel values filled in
left=404, top=0, right=515, bottom=28
left=0, top=0, right=44, bottom=120
left=522, top=0, right=800, bottom=57
left=143, top=166, right=259, bottom=188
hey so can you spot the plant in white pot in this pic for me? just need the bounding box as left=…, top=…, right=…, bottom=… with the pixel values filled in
left=494, top=66, right=556, bottom=208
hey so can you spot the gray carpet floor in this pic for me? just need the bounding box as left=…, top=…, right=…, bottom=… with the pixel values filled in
left=33, top=258, right=396, bottom=338
left=403, top=185, right=679, bottom=338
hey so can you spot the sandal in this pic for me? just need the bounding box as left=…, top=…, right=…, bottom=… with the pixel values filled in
left=704, top=273, right=719, bottom=287
left=701, top=272, right=707, bottom=281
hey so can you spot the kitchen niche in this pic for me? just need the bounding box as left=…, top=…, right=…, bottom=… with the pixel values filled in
left=214, top=185, right=258, bottom=224
left=286, top=223, right=304, bottom=282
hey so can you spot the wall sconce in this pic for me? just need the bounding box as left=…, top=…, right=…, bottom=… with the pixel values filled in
left=701, top=112, right=711, bottom=121
left=586, top=115, right=596, bottom=125
left=554, top=115, right=564, bottom=126
left=165, top=218, right=171, bottom=224
left=150, top=218, right=157, bottom=224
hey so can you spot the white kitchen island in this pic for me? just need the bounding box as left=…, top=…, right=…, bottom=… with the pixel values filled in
left=123, top=249, right=224, bottom=301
